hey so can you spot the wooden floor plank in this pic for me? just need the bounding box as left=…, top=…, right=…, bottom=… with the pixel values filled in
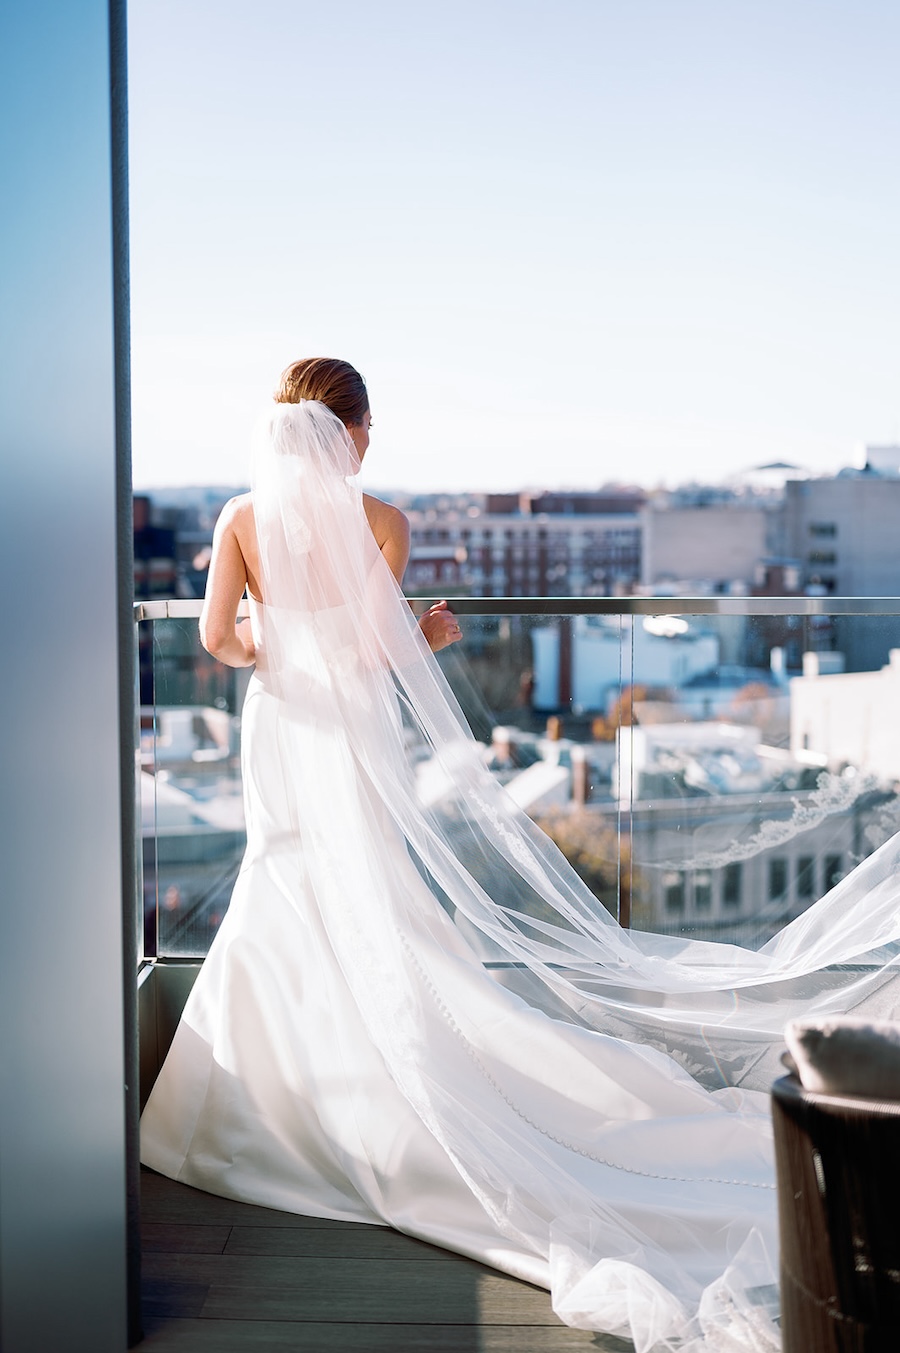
left=141, top=1278, right=209, bottom=1320
left=140, top=1167, right=634, bottom=1351
left=144, top=1252, right=561, bottom=1325
left=138, top=1316, right=615, bottom=1350
left=200, top=1274, right=560, bottom=1327
left=145, top=1253, right=552, bottom=1325
left=138, top=1318, right=474, bottom=1351
left=142, top=1222, right=232, bottom=1254
left=225, top=1223, right=450, bottom=1260
left=141, top=1169, right=382, bottom=1231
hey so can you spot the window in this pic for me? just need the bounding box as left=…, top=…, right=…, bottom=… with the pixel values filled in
left=796, top=856, right=815, bottom=900
left=768, top=858, right=788, bottom=900
left=664, top=872, right=685, bottom=913
left=809, top=522, right=837, bottom=537
left=825, top=854, right=843, bottom=890
left=694, top=871, right=712, bottom=911
left=808, top=551, right=837, bottom=565
left=722, top=863, right=742, bottom=907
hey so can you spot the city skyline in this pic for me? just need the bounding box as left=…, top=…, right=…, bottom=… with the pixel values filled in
left=128, top=1, right=900, bottom=493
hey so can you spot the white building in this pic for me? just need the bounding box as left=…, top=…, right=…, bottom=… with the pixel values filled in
left=531, top=615, right=719, bottom=711
left=791, top=649, right=900, bottom=783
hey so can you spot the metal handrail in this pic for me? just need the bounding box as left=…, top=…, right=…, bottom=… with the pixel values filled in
left=134, top=595, right=900, bottom=621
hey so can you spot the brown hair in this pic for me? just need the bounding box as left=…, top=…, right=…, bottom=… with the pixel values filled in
left=274, top=357, right=369, bottom=426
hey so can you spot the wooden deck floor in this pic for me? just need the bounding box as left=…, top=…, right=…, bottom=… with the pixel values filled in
left=140, top=1168, right=634, bottom=1351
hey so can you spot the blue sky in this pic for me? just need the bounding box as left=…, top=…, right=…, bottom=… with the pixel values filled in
left=128, top=0, right=900, bottom=492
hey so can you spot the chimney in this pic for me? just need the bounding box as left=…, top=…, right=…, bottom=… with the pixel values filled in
left=571, top=746, right=589, bottom=806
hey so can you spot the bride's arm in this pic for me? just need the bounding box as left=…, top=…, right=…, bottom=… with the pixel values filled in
left=363, top=494, right=462, bottom=653
left=199, top=498, right=257, bottom=668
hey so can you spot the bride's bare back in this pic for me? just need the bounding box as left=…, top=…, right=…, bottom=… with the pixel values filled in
left=231, top=491, right=412, bottom=603
left=200, top=491, right=459, bottom=667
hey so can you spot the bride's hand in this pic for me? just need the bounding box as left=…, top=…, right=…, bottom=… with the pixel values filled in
left=419, top=600, right=462, bottom=653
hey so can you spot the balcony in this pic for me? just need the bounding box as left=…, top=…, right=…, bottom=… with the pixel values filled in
left=136, top=594, right=900, bottom=1349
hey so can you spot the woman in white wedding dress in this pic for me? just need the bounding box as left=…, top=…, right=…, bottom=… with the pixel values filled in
left=142, top=358, right=900, bottom=1352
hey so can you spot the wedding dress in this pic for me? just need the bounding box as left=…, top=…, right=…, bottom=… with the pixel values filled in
left=141, top=401, right=900, bottom=1352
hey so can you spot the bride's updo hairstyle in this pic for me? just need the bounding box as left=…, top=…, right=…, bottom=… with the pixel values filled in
left=275, top=358, right=369, bottom=427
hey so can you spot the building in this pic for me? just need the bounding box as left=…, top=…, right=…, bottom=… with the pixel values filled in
left=133, top=495, right=177, bottom=599
left=781, top=469, right=900, bottom=671
left=404, top=542, right=468, bottom=594
left=641, top=501, right=775, bottom=593
left=531, top=614, right=720, bottom=712
left=408, top=489, right=644, bottom=597
left=617, top=787, right=863, bottom=941
left=782, top=471, right=900, bottom=598
left=610, top=717, right=887, bottom=937
left=791, top=649, right=900, bottom=787
left=474, top=715, right=877, bottom=942
left=134, top=487, right=243, bottom=601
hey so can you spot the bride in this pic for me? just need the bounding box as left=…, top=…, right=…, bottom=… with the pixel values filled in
left=141, top=358, right=900, bottom=1352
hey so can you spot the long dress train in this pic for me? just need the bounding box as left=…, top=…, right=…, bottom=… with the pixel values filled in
left=141, top=401, right=900, bottom=1352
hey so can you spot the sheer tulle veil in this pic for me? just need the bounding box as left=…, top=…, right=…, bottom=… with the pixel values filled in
left=242, top=399, right=900, bottom=1349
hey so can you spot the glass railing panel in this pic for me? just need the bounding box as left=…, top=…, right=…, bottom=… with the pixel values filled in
left=140, top=613, right=248, bottom=957
left=430, top=604, right=900, bottom=949
left=615, top=610, right=900, bottom=947
left=137, top=599, right=900, bottom=957
left=431, top=611, right=630, bottom=929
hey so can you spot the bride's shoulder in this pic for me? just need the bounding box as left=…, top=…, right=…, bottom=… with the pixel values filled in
left=362, top=494, right=409, bottom=545
left=216, top=492, right=254, bottom=533
left=225, top=490, right=253, bottom=515
left=362, top=495, right=410, bottom=583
